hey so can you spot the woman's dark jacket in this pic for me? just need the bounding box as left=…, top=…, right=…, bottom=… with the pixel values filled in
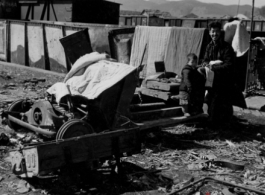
left=203, top=39, right=235, bottom=90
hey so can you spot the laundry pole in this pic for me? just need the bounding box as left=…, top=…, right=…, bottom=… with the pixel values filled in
left=244, top=0, right=255, bottom=96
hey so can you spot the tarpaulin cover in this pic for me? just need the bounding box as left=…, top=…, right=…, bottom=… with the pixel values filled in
left=47, top=52, right=136, bottom=103
left=130, top=26, right=205, bottom=77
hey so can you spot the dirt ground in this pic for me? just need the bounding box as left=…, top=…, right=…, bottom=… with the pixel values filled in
left=0, top=64, right=265, bottom=195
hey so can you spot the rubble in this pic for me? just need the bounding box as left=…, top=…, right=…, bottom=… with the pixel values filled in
left=0, top=61, right=265, bottom=195
left=0, top=71, right=12, bottom=80
left=0, top=133, right=9, bottom=146
left=120, top=120, right=265, bottom=194
left=16, top=180, right=30, bottom=194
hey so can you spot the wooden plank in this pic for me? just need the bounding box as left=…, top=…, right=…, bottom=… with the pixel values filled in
left=1, top=19, right=135, bottom=69
left=24, top=22, right=29, bottom=66
left=260, top=111, right=265, bottom=117
left=61, top=25, right=71, bottom=71
left=42, top=23, right=50, bottom=70
left=10, top=22, right=26, bottom=65
left=45, top=25, right=67, bottom=73
left=6, top=20, right=10, bottom=62
left=23, top=127, right=141, bottom=174
left=182, top=20, right=196, bottom=28
left=130, top=102, right=166, bottom=112
left=243, top=109, right=251, bottom=114
left=250, top=110, right=263, bottom=117
left=131, top=106, right=183, bottom=122
left=233, top=106, right=243, bottom=113
left=146, top=81, right=180, bottom=92
left=27, top=24, right=45, bottom=69
left=141, top=87, right=177, bottom=101
left=137, top=113, right=208, bottom=130
left=0, top=21, right=6, bottom=60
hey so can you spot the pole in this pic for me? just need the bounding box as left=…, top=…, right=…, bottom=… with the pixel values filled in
left=244, top=0, right=255, bottom=96
left=51, top=0, right=58, bottom=21
left=8, top=115, right=56, bottom=136
left=236, top=0, right=241, bottom=15
left=47, top=0, right=50, bottom=21
left=40, top=2, right=47, bottom=20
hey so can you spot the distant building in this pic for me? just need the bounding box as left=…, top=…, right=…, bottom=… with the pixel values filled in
left=254, top=15, right=265, bottom=20
left=18, top=0, right=121, bottom=24
left=159, top=12, right=173, bottom=26
left=0, top=0, right=20, bottom=19
left=141, top=9, right=172, bottom=26
left=119, top=9, right=265, bottom=32
left=119, top=10, right=146, bottom=26
left=159, top=12, right=172, bottom=18
left=141, top=9, right=171, bottom=18
left=198, top=14, right=228, bottom=19
left=222, top=15, right=233, bottom=19
left=120, top=10, right=142, bottom=16
left=141, top=9, right=162, bottom=17
left=182, top=13, right=198, bottom=18
left=119, top=9, right=173, bottom=26
left=182, top=13, right=232, bottom=20
left=235, top=14, right=249, bottom=20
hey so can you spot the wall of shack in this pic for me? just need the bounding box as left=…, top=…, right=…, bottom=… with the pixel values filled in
left=0, top=19, right=128, bottom=73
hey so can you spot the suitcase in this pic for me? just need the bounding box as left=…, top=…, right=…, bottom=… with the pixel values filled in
left=141, top=87, right=178, bottom=101
left=146, top=80, right=180, bottom=92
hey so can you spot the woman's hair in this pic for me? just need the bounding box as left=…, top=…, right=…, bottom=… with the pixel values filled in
left=208, top=21, right=222, bottom=30
left=187, top=53, right=198, bottom=61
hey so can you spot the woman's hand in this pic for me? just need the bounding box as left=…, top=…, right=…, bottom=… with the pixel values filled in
left=208, top=60, right=223, bottom=70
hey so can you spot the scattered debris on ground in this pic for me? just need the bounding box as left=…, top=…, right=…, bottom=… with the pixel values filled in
left=0, top=64, right=264, bottom=195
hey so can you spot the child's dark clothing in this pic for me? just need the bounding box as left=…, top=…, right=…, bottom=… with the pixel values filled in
left=179, top=65, right=205, bottom=114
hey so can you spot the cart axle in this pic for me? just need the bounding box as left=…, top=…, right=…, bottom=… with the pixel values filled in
left=8, top=115, right=56, bottom=137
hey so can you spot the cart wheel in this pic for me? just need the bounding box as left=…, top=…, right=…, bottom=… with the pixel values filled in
left=6, top=99, right=31, bottom=130
left=56, top=119, right=94, bottom=140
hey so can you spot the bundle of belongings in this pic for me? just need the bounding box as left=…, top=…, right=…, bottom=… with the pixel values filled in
left=223, top=20, right=250, bottom=57
left=223, top=20, right=250, bottom=94
left=141, top=61, right=181, bottom=101
left=47, top=52, right=136, bottom=103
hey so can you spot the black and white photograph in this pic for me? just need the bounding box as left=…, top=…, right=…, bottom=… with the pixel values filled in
left=0, top=0, right=265, bottom=194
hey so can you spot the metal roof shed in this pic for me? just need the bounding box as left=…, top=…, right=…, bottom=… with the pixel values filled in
left=19, top=0, right=121, bottom=25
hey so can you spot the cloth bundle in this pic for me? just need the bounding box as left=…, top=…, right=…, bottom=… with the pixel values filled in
left=47, top=52, right=136, bottom=103
left=198, top=66, right=215, bottom=88
left=224, top=20, right=250, bottom=57
left=205, top=67, right=214, bottom=88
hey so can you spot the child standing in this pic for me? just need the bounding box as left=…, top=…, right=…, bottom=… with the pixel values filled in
left=177, top=53, right=205, bottom=116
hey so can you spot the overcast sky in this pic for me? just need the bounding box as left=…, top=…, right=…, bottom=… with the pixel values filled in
left=169, top=0, right=265, bottom=7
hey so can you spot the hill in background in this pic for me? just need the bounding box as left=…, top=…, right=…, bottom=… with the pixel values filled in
left=114, top=0, right=259, bottom=18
